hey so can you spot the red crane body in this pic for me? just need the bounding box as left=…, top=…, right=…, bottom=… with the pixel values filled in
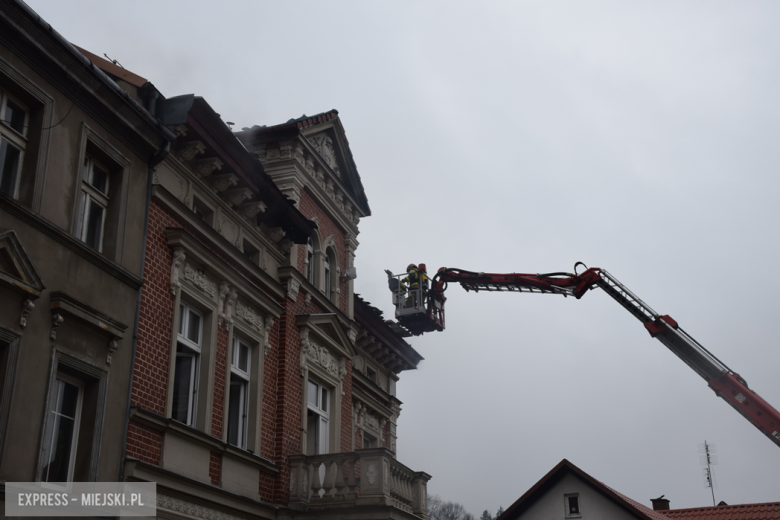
left=387, top=264, right=780, bottom=448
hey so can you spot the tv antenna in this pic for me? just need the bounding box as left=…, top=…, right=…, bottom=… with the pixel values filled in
left=698, top=441, right=718, bottom=506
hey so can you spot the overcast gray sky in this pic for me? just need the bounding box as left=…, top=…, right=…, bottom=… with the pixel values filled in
left=27, top=0, right=780, bottom=515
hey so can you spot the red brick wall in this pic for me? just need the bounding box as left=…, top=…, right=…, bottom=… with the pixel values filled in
left=125, top=421, right=162, bottom=465
left=297, top=189, right=349, bottom=312
left=130, top=195, right=361, bottom=507
left=209, top=452, right=221, bottom=485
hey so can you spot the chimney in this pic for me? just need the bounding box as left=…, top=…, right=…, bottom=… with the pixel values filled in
left=651, top=496, right=670, bottom=511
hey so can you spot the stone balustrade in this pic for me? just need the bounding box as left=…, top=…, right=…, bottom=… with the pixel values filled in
left=288, top=448, right=431, bottom=519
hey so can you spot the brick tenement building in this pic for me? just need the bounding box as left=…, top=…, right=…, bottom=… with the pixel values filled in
left=84, top=62, right=432, bottom=518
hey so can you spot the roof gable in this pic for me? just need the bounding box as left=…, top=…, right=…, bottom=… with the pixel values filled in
left=300, top=117, right=369, bottom=215
left=499, top=459, right=667, bottom=520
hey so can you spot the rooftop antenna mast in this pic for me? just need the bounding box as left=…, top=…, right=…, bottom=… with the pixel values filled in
left=699, top=441, right=717, bottom=506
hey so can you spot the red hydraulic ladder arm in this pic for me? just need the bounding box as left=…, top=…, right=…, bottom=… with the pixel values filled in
left=434, top=265, right=780, bottom=448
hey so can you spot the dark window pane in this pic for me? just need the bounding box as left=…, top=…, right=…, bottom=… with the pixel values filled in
left=569, top=496, right=579, bottom=514
left=186, top=310, right=201, bottom=344
left=178, top=305, right=184, bottom=335
left=90, top=164, right=108, bottom=194
left=0, top=139, right=20, bottom=197
left=227, top=380, right=242, bottom=446
left=5, top=100, right=26, bottom=134
left=42, top=379, right=79, bottom=482
left=84, top=198, right=104, bottom=250
left=238, top=343, right=249, bottom=373
left=172, top=354, right=193, bottom=423
left=321, top=388, right=328, bottom=413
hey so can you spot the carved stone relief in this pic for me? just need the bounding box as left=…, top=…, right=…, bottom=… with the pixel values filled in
left=170, top=248, right=186, bottom=296
left=366, top=463, right=378, bottom=486
left=157, top=494, right=244, bottom=520
left=218, top=282, right=230, bottom=326
left=235, top=301, right=263, bottom=333
left=225, top=288, right=237, bottom=325
left=106, top=339, right=119, bottom=365
left=184, top=264, right=216, bottom=296
left=20, top=298, right=34, bottom=328
left=299, top=328, right=339, bottom=378
left=287, top=279, right=301, bottom=302
left=263, top=317, right=275, bottom=356
left=50, top=313, right=63, bottom=341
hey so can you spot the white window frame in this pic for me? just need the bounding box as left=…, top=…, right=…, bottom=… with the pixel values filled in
left=307, top=379, right=330, bottom=455
left=0, top=88, right=28, bottom=199
left=77, top=155, right=111, bottom=252
left=173, top=303, right=203, bottom=426
left=227, top=336, right=251, bottom=449
left=41, top=373, right=84, bottom=484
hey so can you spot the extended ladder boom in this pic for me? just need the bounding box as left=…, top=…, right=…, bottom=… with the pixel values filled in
left=433, top=265, right=780, bottom=448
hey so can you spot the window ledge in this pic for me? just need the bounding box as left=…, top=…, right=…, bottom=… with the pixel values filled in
left=50, top=291, right=127, bottom=338
left=129, top=407, right=280, bottom=475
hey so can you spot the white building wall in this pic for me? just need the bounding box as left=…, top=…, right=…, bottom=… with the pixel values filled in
left=518, top=473, right=643, bottom=520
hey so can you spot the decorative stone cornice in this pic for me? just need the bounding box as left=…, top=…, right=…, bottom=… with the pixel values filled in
left=237, top=201, right=267, bottom=220
left=157, top=494, right=245, bottom=520
left=191, top=157, right=223, bottom=178
left=178, top=140, right=206, bottom=161
left=221, top=187, right=253, bottom=207
left=208, top=172, right=238, bottom=193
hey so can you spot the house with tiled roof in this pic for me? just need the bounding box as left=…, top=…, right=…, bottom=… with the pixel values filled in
left=658, top=502, right=780, bottom=520
left=497, top=459, right=780, bottom=520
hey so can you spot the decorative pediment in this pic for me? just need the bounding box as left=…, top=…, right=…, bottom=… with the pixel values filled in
left=0, top=230, right=45, bottom=298
left=296, top=313, right=355, bottom=360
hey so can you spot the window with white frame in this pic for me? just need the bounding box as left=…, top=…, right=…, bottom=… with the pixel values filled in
left=40, top=373, right=83, bottom=483
left=77, top=155, right=110, bottom=252
left=172, top=303, right=202, bottom=426
left=0, top=89, right=28, bottom=199
left=307, top=380, right=330, bottom=455
left=227, top=336, right=250, bottom=449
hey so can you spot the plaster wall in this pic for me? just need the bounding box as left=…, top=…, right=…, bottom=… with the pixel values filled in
left=518, top=473, right=643, bottom=520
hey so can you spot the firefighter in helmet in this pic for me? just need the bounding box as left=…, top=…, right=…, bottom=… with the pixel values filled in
left=402, top=264, right=428, bottom=307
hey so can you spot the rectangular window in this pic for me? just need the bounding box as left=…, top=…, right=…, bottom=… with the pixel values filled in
left=307, top=380, right=329, bottom=455
left=172, top=303, right=202, bottom=426
left=192, top=196, right=214, bottom=226
left=41, top=374, right=83, bottom=483
left=227, top=337, right=250, bottom=449
left=242, top=239, right=260, bottom=266
left=0, top=89, right=28, bottom=199
left=565, top=494, right=581, bottom=517
left=77, top=156, right=110, bottom=252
